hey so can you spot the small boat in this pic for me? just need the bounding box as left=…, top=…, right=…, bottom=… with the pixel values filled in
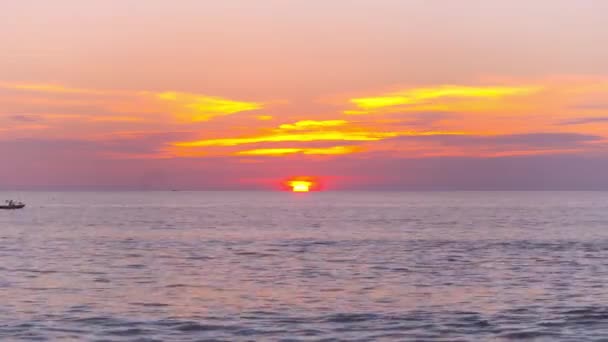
left=0, top=200, right=25, bottom=210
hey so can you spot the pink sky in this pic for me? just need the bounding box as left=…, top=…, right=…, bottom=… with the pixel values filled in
left=1, top=0, right=607, bottom=190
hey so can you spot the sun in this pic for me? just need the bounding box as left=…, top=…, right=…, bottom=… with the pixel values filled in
left=290, top=180, right=312, bottom=192
left=283, top=176, right=319, bottom=192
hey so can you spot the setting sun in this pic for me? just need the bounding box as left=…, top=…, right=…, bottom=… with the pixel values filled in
left=282, top=176, right=321, bottom=192
left=290, top=180, right=312, bottom=192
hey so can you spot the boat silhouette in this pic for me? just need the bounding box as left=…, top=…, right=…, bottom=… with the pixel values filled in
left=1, top=200, right=25, bottom=209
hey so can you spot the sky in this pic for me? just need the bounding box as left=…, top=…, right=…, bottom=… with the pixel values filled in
left=1, top=0, right=607, bottom=190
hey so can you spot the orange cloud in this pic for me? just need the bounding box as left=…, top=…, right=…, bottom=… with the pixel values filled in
left=3, top=78, right=608, bottom=161
left=169, top=116, right=466, bottom=160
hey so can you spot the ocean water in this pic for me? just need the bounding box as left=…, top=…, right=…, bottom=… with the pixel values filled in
left=1, top=191, right=608, bottom=341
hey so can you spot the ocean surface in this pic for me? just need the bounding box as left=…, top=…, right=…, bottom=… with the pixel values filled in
left=1, top=191, right=608, bottom=341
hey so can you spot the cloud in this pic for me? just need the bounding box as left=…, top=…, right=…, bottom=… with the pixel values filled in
left=321, top=154, right=608, bottom=190
left=399, top=111, right=455, bottom=127
left=432, top=132, right=600, bottom=147
left=0, top=132, right=199, bottom=161
left=173, top=131, right=394, bottom=147
left=0, top=138, right=259, bottom=190
left=96, top=131, right=199, bottom=157
left=387, top=132, right=603, bottom=157
left=558, top=117, right=608, bottom=125
left=2, top=79, right=607, bottom=168
left=3, top=141, right=608, bottom=190
left=0, top=83, right=113, bottom=96
left=277, top=119, right=348, bottom=131
left=0, top=123, right=49, bottom=134
left=1, top=82, right=265, bottom=125
left=171, top=118, right=463, bottom=150
left=8, top=114, right=40, bottom=122
left=569, top=103, right=608, bottom=110
left=236, top=145, right=363, bottom=156
left=346, top=85, right=539, bottom=114
left=89, top=116, right=144, bottom=122
left=0, top=102, right=125, bottom=117
left=153, top=91, right=263, bottom=122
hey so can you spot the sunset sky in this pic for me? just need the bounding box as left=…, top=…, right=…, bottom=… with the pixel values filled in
left=1, top=0, right=607, bottom=190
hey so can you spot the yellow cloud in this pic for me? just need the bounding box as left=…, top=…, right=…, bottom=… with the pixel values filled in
left=348, top=85, right=540, bottom=113
left=173, top=128, right=463, bottom=148
left=155, top=91, right=263, bottom=122
left=256, top=115, right=273, bottom=120
left=236, top=146, right=363, bottom=156
left=173, top=131, right=394, bottom=147
left=157, top=92, right=178, bottom=101
left=237, top=148, right=302, bottom=156
left=171, top=118, right=466, bottom=151
left=278, top=120, right=348, bottom=131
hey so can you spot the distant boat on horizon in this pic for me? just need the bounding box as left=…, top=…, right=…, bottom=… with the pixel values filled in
left=1, top=200, right=25, bottom=210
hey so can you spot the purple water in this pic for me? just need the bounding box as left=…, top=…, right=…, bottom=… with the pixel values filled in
left=1, top=191, right=608, bottom=340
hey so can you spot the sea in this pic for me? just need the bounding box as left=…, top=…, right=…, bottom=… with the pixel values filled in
left=1, top=191, right=607, bottom=341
